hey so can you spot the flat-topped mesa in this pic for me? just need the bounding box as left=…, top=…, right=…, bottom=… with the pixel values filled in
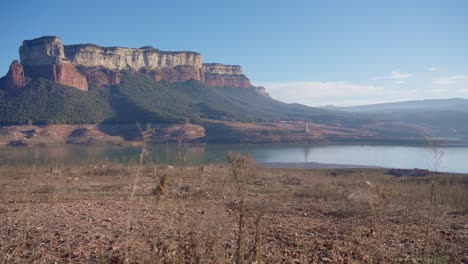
left=63, top=43, right=205, bottom=85
left=19, top=36, right=88, bottom=91
left=63, top=44, right=203, bottom=71
left=203, top=63, right=251, bottom=89
left=13, top=36, right=255, bottom=90
left=20, top=36, right=66, bottom=65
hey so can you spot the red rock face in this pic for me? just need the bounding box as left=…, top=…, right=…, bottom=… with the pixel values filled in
left=4, top=61, right=27, bottom=91
left=204, top=73, right=251, bottom=88
left=12, top=55, right=251, bottom=91
left=172, top=65, right=203, bottom=82
left=141, top=66, right=203, bottom=83
left=22, top=63, right=88, bottom=91
left=84, top=68, right=121, bottom=88
left=52, top=63, right=88, bottom=91
left=14, top=36, right=260, bottom=91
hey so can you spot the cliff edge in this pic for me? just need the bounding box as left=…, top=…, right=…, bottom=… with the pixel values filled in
left=2, top=36, right=261, bottom=91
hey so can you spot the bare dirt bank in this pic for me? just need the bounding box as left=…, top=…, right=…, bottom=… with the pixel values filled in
left=3, top=122, right=464, bottom=147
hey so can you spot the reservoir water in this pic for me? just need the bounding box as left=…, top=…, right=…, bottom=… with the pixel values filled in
left=0, top=144, right=467, bottom=173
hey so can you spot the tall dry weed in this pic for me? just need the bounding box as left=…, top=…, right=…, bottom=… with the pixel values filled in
left=227, top=151, right=258, bottom=264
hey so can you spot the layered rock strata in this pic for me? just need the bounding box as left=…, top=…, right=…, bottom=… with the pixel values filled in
left=20, top=36, right=88, bottom=91
left=4, top=36, right=257, bottom=91
left=202, top=63, right=243, bottom=75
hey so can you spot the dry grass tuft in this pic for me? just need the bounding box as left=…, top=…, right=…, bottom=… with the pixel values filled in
left=0, top=159, right=466, bottom=263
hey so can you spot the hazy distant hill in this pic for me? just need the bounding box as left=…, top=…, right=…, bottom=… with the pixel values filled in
left=321, top=99, right=468, bottom=140
left=322, top=98, right=468, bottom=112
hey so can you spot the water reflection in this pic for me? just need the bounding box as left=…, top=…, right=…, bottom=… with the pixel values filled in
left=0, top=144, right=467, bottom=173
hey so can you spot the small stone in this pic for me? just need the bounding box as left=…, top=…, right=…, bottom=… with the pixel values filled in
left=179, top=184, right=191, bottom=192
left=223, top=241, right=232, bottom=249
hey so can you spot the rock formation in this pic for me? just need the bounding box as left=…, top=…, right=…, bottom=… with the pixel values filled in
left=202, top=63, right=251, bottom=88
left=20, top=36, right=66, bottom=65
left=0, top=60, right=26, bottom=92
left=140, top=65, right=204, bottom=83
left=19, top=36, right=88, bottom=91
left=202, top=63, right=243, bottom=75
left=2, top=36, right=263, bottom=92
left=51, top=63, right=88, bottom=91
left=204, top=73, right=251, bottom=88
left=80, top=67, right=121, bottom=88
left=63, top=44, right=203, bottom=71
left=255, top=86, right=270, bottom=97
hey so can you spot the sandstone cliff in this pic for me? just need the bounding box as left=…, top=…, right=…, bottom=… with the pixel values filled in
left=204, top=72, right=251, bottom=88
left=202, top=63, right=251, bottom=88
left=4, top=36, right=259, bottom=91
left=64, top=44, right=202, bottom=71
left=0, top=61, right=26, bottom=92
left=19, top=36, right=88, bottom=91
left=202, top=63, right=243, bottom=75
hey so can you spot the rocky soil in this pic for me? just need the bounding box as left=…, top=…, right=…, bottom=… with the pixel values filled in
left=0, top=163, right=466, bottom=263
left=0, top=124, right=206, bottom=146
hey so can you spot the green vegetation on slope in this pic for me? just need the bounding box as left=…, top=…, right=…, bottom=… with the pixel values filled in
left=0, top=73, right=358, bottom=125
left=0, top=74, right=467, bottom=141
left=0, top=79, right=112, bottom=125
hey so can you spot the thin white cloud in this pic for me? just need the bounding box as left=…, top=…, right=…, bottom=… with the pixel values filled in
left=373, top=71, right=413, bottom=80
left=428, top=67, right=437, bottom=72
left=256, top=81, right=418, bottom=106
left=458, top=88, right=468, bottom=93
left=434, top=75, right=468, bottom=85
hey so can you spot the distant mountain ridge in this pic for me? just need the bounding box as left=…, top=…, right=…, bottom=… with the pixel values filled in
left=321, top=98, right=468, bottom=112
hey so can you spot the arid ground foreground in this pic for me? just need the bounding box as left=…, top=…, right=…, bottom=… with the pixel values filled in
left=0, top=157, right=467, bottom=263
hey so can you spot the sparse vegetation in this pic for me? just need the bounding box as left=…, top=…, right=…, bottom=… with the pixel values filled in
left=226, top=152, right=258, bottom=264
left=0, top=159, right=466, bottom=263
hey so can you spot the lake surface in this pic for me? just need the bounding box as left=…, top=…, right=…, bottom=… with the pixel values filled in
left=0, top=144, right=467, bottom=173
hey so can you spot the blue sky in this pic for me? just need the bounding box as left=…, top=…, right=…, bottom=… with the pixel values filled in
left=1, top=0, right=467, bottom=106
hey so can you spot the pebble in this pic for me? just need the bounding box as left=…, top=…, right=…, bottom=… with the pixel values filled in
left=222, top=241, right=232, bottom=249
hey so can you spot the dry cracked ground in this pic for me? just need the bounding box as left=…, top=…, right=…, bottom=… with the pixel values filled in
left=0, top=160, right=467, bottom=263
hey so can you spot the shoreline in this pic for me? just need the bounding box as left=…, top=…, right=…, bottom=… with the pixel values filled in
left=260, top=162, right=383, bottom=169
left=3, top=140, right=468, bottom=148
left=1, top=124, right=467, bottom=148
